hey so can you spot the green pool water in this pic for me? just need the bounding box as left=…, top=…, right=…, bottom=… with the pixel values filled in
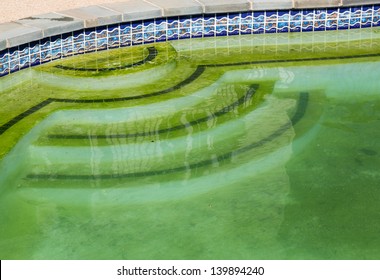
left=1, top=28, right=380, bottom=259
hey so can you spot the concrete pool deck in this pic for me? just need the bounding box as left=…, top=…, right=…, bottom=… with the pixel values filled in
left=1, top=0, right=380, bottom=51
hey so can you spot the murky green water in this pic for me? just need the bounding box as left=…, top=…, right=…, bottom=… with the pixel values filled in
left=1, top=29, right=380, bottom=259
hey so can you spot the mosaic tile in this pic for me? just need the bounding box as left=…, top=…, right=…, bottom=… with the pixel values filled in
left=85, top=29, right=96, bottom=41
left=277, top=21, right=289, bottom=33
left=266, top=11, right=277, bottom=22
left=168, top=17, right=179, bottom=29
left=96, top=29, right=108, bottom=40
left=362, top=7, right=373, bottom=18
left=29, top=42, right=40, bottom=66
left=350, top=17, right=361, bottom=28
left=291, top=10, right=302, bottom=21
left=2, top=5, right=380, bottom=77
left=351, top=7, right=362, bottom=18
left=131, top=33, right=143, bottom=45
left=40, top=49, right=52, bottom=63
left=339, top=8, right=351, bottom=19
left=204, top=16, right=216, bottom=36
left=265, top=12, right=277, bottom=34
left=9, top=47, right=19, bottom=62
left=132, top=22, right=143, bottom=35
left=253, top=22, right=264, bottom=34
left=217, top=14, right=228, bottom=25
left=97, top=38, right=108, bottom=49
left=51, top=37, right=62, bottom=49
left=120, top=23, right=131, bottom=46
left=19, top=44, right=29, bottom=57
left=315, top=9, right=327, bottom=20
left=290, top=21, right=302, bottom=32
left=9, top=59, right=19, bottom=72
left=228, top=14, right=240, bottom=35
left=0, top=52, right=9, bottom=75
left=204, top=16, right=216, bottom=26
left=266, top=23, right=277, bottom=33
left=120, top=35, right=131, bottom=46
left=216, top=24, right=227, bottom=36
left=326, top=19, right=338, bottom=30
left=278, top=10, right=290, bottom=22
left=107, top=27, right=120, bottom=47
left=338, top=18, right=350, bottom=29
left=51, top=47, right=63, bottom=60
left=179, top=16, right=191, bottom=28
left=302, top=20, right=313, bottom=32
left=144, top=30, right=155, bottom=42
left=120, top=23, right=131, bottom=35
left=327, top=9, right=338, bottom=18
left=62, top=32, right=73, bottom=42
left=19, top=56, right=29, bottom=69
left=253, top=11, right=265, bottom=23
left=362, top=16, right=373, bottom=28
left=155, top=30, right=167, bottom=40
left=192, top=29, right=203, bottom=37
left=240, top=14, right=253, bottom=34
left=314, top=20, right=326, bottom=31
left=204, top=26, right=215, bottom=36
left=156, top=19, right=167, bottom=31
left=179, top=28, right=191, bottom=39
left=40, top=40, right=50, bottom=51
left=167, top=29, right=179, bottom=40
left=373, top=16, right=380, bottom=27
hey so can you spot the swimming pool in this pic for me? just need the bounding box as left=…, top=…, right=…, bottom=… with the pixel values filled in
left=1, top=23, right=380, bottom=259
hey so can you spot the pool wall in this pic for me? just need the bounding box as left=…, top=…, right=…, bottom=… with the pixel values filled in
left=1, top=0, right=380, bottom=77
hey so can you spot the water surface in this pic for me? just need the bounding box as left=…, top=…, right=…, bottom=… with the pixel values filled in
left=0, top=29, right=380, bottom=259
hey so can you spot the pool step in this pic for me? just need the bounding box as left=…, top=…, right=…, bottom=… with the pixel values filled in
left=35, top=82, right=267, bottom=146
left=24, top=92, right=297, bottom=182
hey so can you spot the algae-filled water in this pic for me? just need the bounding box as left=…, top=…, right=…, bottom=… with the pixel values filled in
left=1, top=28, right=380, bottom=259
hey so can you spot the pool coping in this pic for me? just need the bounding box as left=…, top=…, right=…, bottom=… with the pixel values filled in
left=2, top=0, right=380, bottom=51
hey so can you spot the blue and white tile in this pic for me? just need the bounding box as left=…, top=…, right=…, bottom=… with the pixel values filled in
left=277, top=21, right=289, bottom=33
left=302, top=20, right=313, bottom=32
left=19, top=55, right=30, bottom=69
left=85, top=29, right=96, bottom=41
left=290, top=10, right=302, bottom=21
left=9, top=59, right=19, bottom=72
left=290, top=21, right=301, bottom=32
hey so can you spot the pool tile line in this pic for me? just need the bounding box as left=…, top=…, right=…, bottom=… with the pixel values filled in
left=25, top=91, right=308, bottom=181
left=2, top=4, right=380, bottom=77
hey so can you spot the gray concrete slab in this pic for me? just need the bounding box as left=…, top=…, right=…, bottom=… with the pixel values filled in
left=249, top=0, right=293, bottom=11
left=342, top=0, right=380, bottom=6
left=58, top=5, right=122, bottom=28
left=101, top=0, right=162, bottom=21
left=198, top=0, right=251, bottom=13
left=0, top=39, right=6, bottom=51
left=0, top=22, right=43, bottom=49
left=146, top=0, right=203, bottom=17
left=293, top=0, right=341, bottom=9
left=16, top=12, right=84, bottom=37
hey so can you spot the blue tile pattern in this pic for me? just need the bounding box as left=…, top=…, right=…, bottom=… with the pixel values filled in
left=1, top=4, right=380, bottom=77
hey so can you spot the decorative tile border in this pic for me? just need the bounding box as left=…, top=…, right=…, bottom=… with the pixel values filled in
left=1, top=4, right=380, bottom=77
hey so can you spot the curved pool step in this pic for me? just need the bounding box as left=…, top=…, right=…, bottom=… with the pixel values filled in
left=54, top=47, right=159, bottom=72
left=25, top=93, right=299, bottom=181
left=38, top=83, right=263, bottom=145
